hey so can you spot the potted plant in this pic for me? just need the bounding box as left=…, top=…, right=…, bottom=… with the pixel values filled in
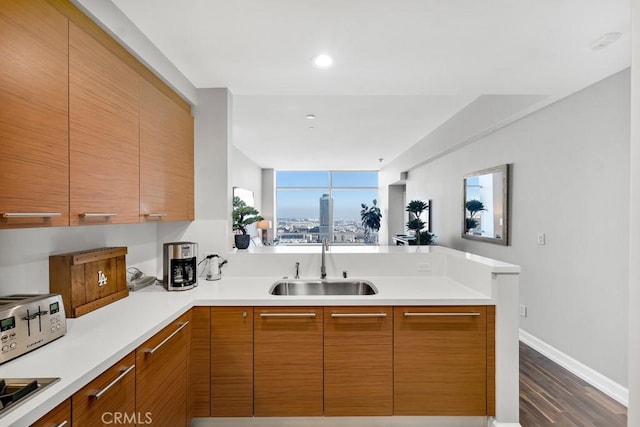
left=405, top=199, right=434, bottom=245
left=232, top=196, right=263, bottom=249
left=465, top=199, right=486, bottom=232
left=360, top=199, right=382, bottom=244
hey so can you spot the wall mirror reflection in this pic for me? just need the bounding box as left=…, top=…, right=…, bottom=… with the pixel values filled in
left=462, top=164, right=510, bottom=245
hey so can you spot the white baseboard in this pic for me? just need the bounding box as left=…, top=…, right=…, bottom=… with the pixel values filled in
left=519, top=329, right=628, bottom=406
left=487, top=419, right=521, bottom=427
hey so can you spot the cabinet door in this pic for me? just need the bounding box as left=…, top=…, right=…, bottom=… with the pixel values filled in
left=140, top=78, right=194, bottom=222
left=0, top=1, right=69, bottom=229
left=69, top=22, right=139, bottom=225
left=324, top=306, right=393, bottom=416
left=394, top=306, right=489, bottom=415
left=254, top=307, right=323, bottom=416
left=136, top=312, right=190, bottom=427
left=72, top=352, right=136, bottom=426
left=31, top=398, right=70, bottom=427
left=189, top=306, right=211, bottom=419
left=211, top=307, right=253, bottom=416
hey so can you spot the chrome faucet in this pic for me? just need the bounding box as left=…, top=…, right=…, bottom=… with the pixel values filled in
left=321, top=237, right=329, bottom=279
left=295, top=262, right=300, bottom=279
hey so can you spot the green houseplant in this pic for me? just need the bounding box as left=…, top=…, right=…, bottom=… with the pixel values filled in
left=405, top=199, right=434, bottom=245
left=465, top=199, right=486, bottom=232
left=360, top=199, right=382, bottom=244
left=232, top=196, right=263, bottom=249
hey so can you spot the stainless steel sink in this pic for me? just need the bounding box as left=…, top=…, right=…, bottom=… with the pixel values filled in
left=269, top=279, right=378, bottom=296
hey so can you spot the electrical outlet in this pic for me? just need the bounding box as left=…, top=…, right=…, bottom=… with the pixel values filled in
left=536, top=232, right=546, bottom=245
left=519, top=304, right=527, bottom=317
left=417, top=262, right=431, bottom=272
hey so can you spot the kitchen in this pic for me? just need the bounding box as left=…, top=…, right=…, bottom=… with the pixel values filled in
left=1, top=1, right=639, bottom=427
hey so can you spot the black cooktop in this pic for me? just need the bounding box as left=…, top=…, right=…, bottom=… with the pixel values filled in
left=0, top=378, right=59, bottom=418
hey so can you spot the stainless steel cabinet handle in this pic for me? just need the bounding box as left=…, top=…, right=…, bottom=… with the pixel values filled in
left=145, top=321, right=189, bottom=355
left=53, top=421, right=69, bottom=427
left=81, top=213, right=118, bottom=217
left=403, top=312, right=481, bottom=317
left=89, top=364, right=135, bottom=400
left=144, top=213, right=167, bottom=217
left=2, top=212, right=61, bottom=218
left=260, top=313, right=317, bottom=318
left=331, top=313, right=387, bottom=318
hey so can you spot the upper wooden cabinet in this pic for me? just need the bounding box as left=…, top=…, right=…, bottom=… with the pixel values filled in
left=140, top=79, right=194, bottom=222
left=1, top=0, right=194, bottom=230
left=69, top=22, right=140, bottom=225
left=0, top=1, right=69, bottom=229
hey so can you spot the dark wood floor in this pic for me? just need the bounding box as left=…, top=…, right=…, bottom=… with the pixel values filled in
left=520, top=342, right=627, bottom=426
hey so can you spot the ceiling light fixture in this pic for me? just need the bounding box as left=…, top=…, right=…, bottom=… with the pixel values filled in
left=313, top=54, right=333, bottom=69
left=589, top=32, right=622, bottom=50
left=306, top=114, right=316, bottom=120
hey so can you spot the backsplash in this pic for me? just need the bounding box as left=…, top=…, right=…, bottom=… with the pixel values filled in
left=0, top=223, right=158, bottom=295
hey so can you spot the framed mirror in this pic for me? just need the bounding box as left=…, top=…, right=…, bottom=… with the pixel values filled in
left=462, top=164, right=510, bottom=245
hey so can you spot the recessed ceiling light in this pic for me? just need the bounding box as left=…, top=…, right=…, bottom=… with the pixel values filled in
left=589, top=32, right=622, bottom=50
left=313, top=54, right=333, bottom=69
left=308, top=126, right=315, bottom=129
left=306, top=114, right=316, bottom=120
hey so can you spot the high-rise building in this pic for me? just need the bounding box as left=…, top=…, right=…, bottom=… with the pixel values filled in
left=319, top=193, right=333, bottom=242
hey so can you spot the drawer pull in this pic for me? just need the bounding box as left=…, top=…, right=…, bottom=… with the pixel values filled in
left=2, top=212, right=61, bottom=218
left=404, top=312, right=481, bottom=317
left=331, top=313, right=387, bottom=318
left=144, top=213, right=167, bottom=217
left=145, top=321, right=189, bottom=355
left=90, top=364, right=135, bottom=400
left=260, top=313, right=317, bottom=318
left=53, top=421, right=69, bottom=427
left=81, top=213, right=118, bottom=217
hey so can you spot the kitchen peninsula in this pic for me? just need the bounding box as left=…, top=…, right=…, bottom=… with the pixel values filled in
left=0, top=246, right=520, bottom=427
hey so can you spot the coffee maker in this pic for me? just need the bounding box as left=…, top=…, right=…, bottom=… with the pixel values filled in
left=163, top=242, right=198, bottom=291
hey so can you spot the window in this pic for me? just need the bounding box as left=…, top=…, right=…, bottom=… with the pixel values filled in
left=275, top=171, right=379, bottom=245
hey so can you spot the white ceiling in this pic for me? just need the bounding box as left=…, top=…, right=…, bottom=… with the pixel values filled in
left=109, top=0, right=630, bottom=170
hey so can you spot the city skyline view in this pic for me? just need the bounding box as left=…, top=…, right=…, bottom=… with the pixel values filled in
left=275, top=171, right=379, bottom=244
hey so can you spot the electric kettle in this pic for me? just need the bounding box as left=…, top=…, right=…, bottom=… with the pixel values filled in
left=206, top=254, right=227, bottom=281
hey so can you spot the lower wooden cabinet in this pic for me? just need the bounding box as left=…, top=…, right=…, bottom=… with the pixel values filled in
left=254, top=307, right=323, bottom=416
left=394, top=305, right=494, bottom=416
left=31, top=398, right=71, bottom=427
left=189, top=306, right=211, bottom=418
left=211, top=307, right=253, bottom=417
left=136, top=311, right=191, bottom=426
left=324, top=306, right=393, bottom=416
left=72, top=352, right=136, bottom=426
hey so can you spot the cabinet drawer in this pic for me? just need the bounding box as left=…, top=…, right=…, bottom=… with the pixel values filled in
left=72, top=352, right=136, bottom=426
left=31, top=398, right=71, bottom=427
left=324, top=306, right=393, bottom=416
left=394, top=306, right=490, bottom=416
left=136, top=312, right=190, bottom=426
left=254, top=307, right=323, bottom=416
left=211, top=307, right=253, bottom=417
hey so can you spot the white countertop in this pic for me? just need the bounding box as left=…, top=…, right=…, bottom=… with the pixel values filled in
left=0, top=275, right=492, bottom=426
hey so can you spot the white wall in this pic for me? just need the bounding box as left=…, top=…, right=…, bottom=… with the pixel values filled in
left=233, top=147, right=263, bottom=214
left=627, top=0, right=640, bottom=424
left=0, top=223, right=159, bottom=294
left=388, top=70, right=631, bottom=388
